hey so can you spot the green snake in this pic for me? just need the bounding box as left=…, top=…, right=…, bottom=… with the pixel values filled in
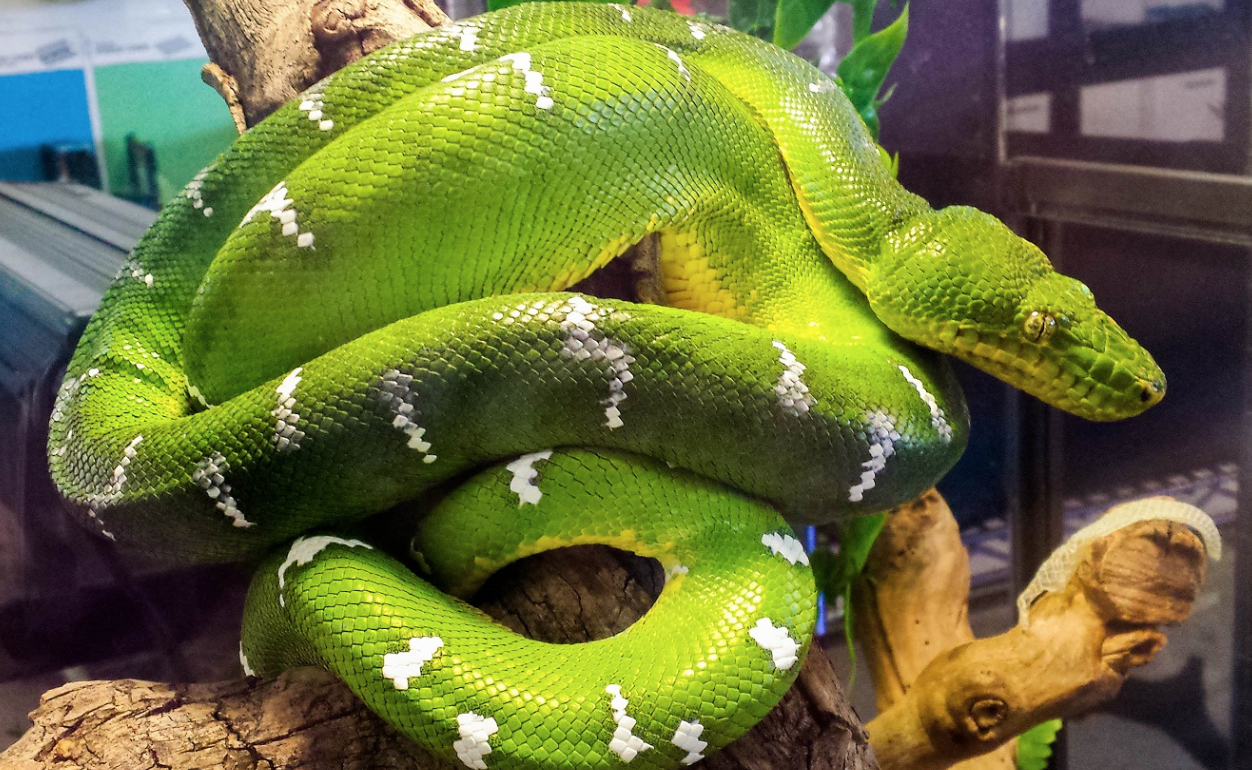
left=47, top=4, right=1165, bottom=768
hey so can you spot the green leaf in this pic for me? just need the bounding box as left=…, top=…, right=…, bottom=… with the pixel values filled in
left=875, top=144, right=898, bottom=177
left=808, top=514, right=885, bottom=693
left=730, top=0, right=779, bottom=40
left=849, top=0, right=876, bottom=42
left=773, top=0, right=837, bottom=50
left=1017, top=719, right=1063, bottom=770
left=811, top=513, right=886, bottom=599
left=835, top=4, right=908, bottom=137
left=838, top=513, right=887, bottom=578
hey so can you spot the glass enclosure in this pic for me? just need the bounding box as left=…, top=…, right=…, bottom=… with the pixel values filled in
left=999, top=2, right=1249, bottom=767
left=0, top=0, right=1249, bottom=768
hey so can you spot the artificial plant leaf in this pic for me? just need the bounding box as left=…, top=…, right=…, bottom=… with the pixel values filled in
left=811, top=512, right=887, bottom=599
left=849, top=0, right=876, bottom=42
left=837, top=512, right=887, bottom=583
left=836, top=4, right=908, bottom=134
left=773, top=0, right=837, bottom=51
left=1016, top=719, right=1063, bottom=770
left=730, top=0, right=779, bottom=40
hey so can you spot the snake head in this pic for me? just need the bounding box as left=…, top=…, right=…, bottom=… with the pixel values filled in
left=866, top=206, right=1165, bottom=421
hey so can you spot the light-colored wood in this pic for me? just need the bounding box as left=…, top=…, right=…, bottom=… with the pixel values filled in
left=2, top=546, right=874, bottom=770
left=183, top=0, right=449, bottom=128
left=858, top=491, right=1210, bottom=770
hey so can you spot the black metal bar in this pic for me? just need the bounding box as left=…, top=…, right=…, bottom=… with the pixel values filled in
left=1007, top=157, right=1252, bottom=245
left=1232, top=248, right=1252, bottom=770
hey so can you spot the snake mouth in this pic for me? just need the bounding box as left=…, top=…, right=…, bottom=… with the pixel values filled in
left=933, top=321, right=1166, bottom=421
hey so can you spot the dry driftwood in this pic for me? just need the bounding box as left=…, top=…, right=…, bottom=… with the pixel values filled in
left=855, top=490, right=1211, bottom=770
left=2, top=546, right=874, bottom=770
left=186, top=0, right=450, bottom=131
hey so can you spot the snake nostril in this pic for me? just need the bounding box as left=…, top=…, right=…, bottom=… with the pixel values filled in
left=1140, top=387, right=1153, bottom=403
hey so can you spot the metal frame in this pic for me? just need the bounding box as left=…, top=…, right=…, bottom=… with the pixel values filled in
left=1004, top=0, right=1251, bottom=174
left=1004, top=156, right=1252, bottom=770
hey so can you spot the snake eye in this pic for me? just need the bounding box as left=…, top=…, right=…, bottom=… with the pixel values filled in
left=1023, top=311, right=1058, bottom=343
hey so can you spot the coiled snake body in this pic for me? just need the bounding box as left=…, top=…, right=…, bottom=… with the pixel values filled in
left=47, top=4, right=1164, bottom=768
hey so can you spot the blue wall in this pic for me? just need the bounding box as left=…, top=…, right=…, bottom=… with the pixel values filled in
left=0, top=69, right=95, bottom=182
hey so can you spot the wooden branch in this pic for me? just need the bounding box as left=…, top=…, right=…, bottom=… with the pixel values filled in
left=3, top=547, right=874, bottom=769
left=183, top=0, right=449, bottom=128
left=856, top=491, right=1211, bottom=770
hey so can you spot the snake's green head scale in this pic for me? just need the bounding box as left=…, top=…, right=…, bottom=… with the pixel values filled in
left=867, top=206, right=1165, bottom=421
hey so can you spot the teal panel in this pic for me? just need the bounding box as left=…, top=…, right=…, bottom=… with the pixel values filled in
left=93, top=58, right=237, bottom=204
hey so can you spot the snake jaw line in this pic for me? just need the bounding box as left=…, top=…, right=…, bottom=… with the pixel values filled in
left=870, top=207, right=1164, bottom=421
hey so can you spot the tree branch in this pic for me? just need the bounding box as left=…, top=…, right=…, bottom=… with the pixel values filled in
left=3, top=547, right=875, bottom=770
left=857, top=491, right=1211, bottom=770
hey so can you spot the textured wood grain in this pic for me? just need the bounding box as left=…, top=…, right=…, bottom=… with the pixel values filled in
left=2, top=546, right=875, bottom=770
left=857, top=492, right=1210, bottom=770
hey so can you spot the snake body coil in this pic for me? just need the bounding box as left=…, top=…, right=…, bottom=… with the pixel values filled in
left=47, top=4, right=1163, bottom=768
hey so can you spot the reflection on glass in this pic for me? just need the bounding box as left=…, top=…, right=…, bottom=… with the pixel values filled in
left=1082, top=0, right=1224, bottom=29
left=1080, top=69, right=1225, bottom=142
left=1005, top=0, right=1049, bottom=41
left=1006, top=93, right=1052, bottom=133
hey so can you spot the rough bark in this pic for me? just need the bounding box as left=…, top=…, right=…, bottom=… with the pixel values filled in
left=184, top=0, right=449, bottom=131
left=2, top=546, right=875, bottom=770
left=856, top=491, right=1211, bottom=770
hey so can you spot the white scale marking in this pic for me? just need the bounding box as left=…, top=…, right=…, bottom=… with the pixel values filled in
left=50, top=375, right=80, bottom=426
left=81, top=433, right=141, bottom=541
left=382, top=636, right=445, bottom=690
left=242, top=181, right=316, bottom=249
left=182, top=165, right=214, bottom=216
left=848, top=410, right=899, bottom=503
left=559, top=297, right=635, bottom=429
left=109, top=434, right=143, bottom=496
left=458, top=26, right=479, bottom=52
left=86, top=506, right=116, bottom=541
left=671, top=720, right=708, bottom=766
left=761, top=532, right=810, bottom=566
left=897, top=365, right=953, bottom=441
left=298, top=92, right=334, bottom=131
left=615, top=3, right=633, bottom=21
left=378, top=369, right=438, bottom=463
left=771, top=341, right=814, bottom=416
left=239, top=643, right=256, bottom=677
left=272, top=367, right=305, bottom=452
left=653, top=44, right=691, bottom=82
left=276, top=535, right=374, bottom=607
left=748, top=617, right=799, bottom=669
left=128, top=265, right=155, bottom=287
left=506, top=450, right=553, bottom=506
left=453, top=712, right=499, bottom=769
left=193, top=451, right=253, bottom=528
left=499, top=52, right=554, bottom=110
left=605, top=684, right=654, bottom=762
left=808, top=80, right=837, bottom=94
left=688, top=21, right=707, bottom=40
